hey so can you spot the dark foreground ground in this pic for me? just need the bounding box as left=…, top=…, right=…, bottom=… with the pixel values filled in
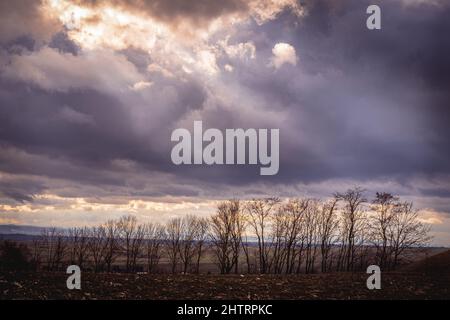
left=1, top=271, right=449, bottom=300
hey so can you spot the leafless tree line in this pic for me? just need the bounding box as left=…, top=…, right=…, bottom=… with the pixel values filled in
left=31, top=188, right=431, bottom=274
left=209, top=188, right=430, bottom=274
left=32, top=215, right=209, bottom=273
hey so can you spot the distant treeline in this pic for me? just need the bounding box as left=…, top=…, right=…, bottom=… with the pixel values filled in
left=0, top=187, right=431, bottom=274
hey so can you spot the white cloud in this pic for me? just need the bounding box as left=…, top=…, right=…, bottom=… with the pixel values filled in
left=1, top=47, right=145, bottom=93
left=196, top=49, right=220, bottom=75
left=270, top=42, right=297, bottom=69
left=418, top=209, right=446, bottom=225
left=42, top=0, right=302, bottom=82
left=147, top=63, right=175, bottom=78
left=220, top=38, right=256, bottom=60
left=130, top=81, right=153, bottom=91
left=224, top=64, right=234, bottom=72
left=249, top=0, right=304, bottom=24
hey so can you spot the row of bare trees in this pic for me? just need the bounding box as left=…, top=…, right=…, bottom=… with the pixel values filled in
left=209, top=188, right=431, bottom=274
left=33, top=215, right=209, bottom=273
left=31, top=188, right=430, bottom=274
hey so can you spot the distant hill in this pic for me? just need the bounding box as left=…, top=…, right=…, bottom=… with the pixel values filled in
left=0, top=224, right=48, bottom=236
left=0, top=224, right=64, bottom=242
left=405, top=249, right=450, bottom=275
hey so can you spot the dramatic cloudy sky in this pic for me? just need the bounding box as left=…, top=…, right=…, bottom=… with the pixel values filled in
left=0, top=0, right=449, bottom=245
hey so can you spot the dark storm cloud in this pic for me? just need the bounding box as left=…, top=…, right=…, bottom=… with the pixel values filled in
left=0, top=179, right=44, bottom=203
left=0, top=80, right=137, bottom=161
left=215, top=0, right=450, bottom=185
left=0, top=75, right=206, bottom=177
left=49, top=32, right=80, bottom=55
left=0, top=0, right=450, bottom=203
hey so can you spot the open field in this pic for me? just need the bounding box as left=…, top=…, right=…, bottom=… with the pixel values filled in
left=1, top=271, right=449, bottom=300
left=3, top=249, right=449, bottom=300
left=1, top=229, right=448, bottom=300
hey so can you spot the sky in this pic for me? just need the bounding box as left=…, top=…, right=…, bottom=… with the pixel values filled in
left=0, top=0, right=449, bottom=246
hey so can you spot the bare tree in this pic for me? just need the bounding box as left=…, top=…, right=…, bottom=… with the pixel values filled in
left=193, top=217, right=209, bottom=274
left=118, top=215, right=136, bottom=272
left=389, top=201, right=431, bottom=269
left=231, top=203, right=246, bottom=274
left=41, top=228, right=67, bottom=271
left=210, top=200, right=243, bottom=274
left=68, top=227, right=90, bottom=269
left=369, top=192, right=398, bottom=269
left=280, top=199, right=308, bottom=274
left=117, top=215, right=145, bottom=272
left=103, top=220, right=121, bottom=272
left=241, top=231, right=253, bottom=274
left=266, top=199, right=308, bottom=274
left=245, top=198, right=280, bottom=274
left=31, top=236, right=44, bottom=271
left=303, top=200, right=320, bottom=273
left=131, top=224, right=146, bottom=272
left=335, top=187, right=367, bottom=271
left=41, top=228, right=53, bottom=271
left=318, top=199, right=339, bottom=272
left=144, top=223, right=166, bottom=273
left=179, top=215, right=200, bottom=273
left=166, top=217, right=183, bottom=274
left=270, top=208, right=289, bottom=274
left=67, top=227, right=79, bottom=265
left=88, top=225, right=107, bottom=272
left=288, top=199, right=308, bottom=274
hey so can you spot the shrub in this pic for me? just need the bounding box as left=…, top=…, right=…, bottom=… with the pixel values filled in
left=0, top=241, right=32, bottom=271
